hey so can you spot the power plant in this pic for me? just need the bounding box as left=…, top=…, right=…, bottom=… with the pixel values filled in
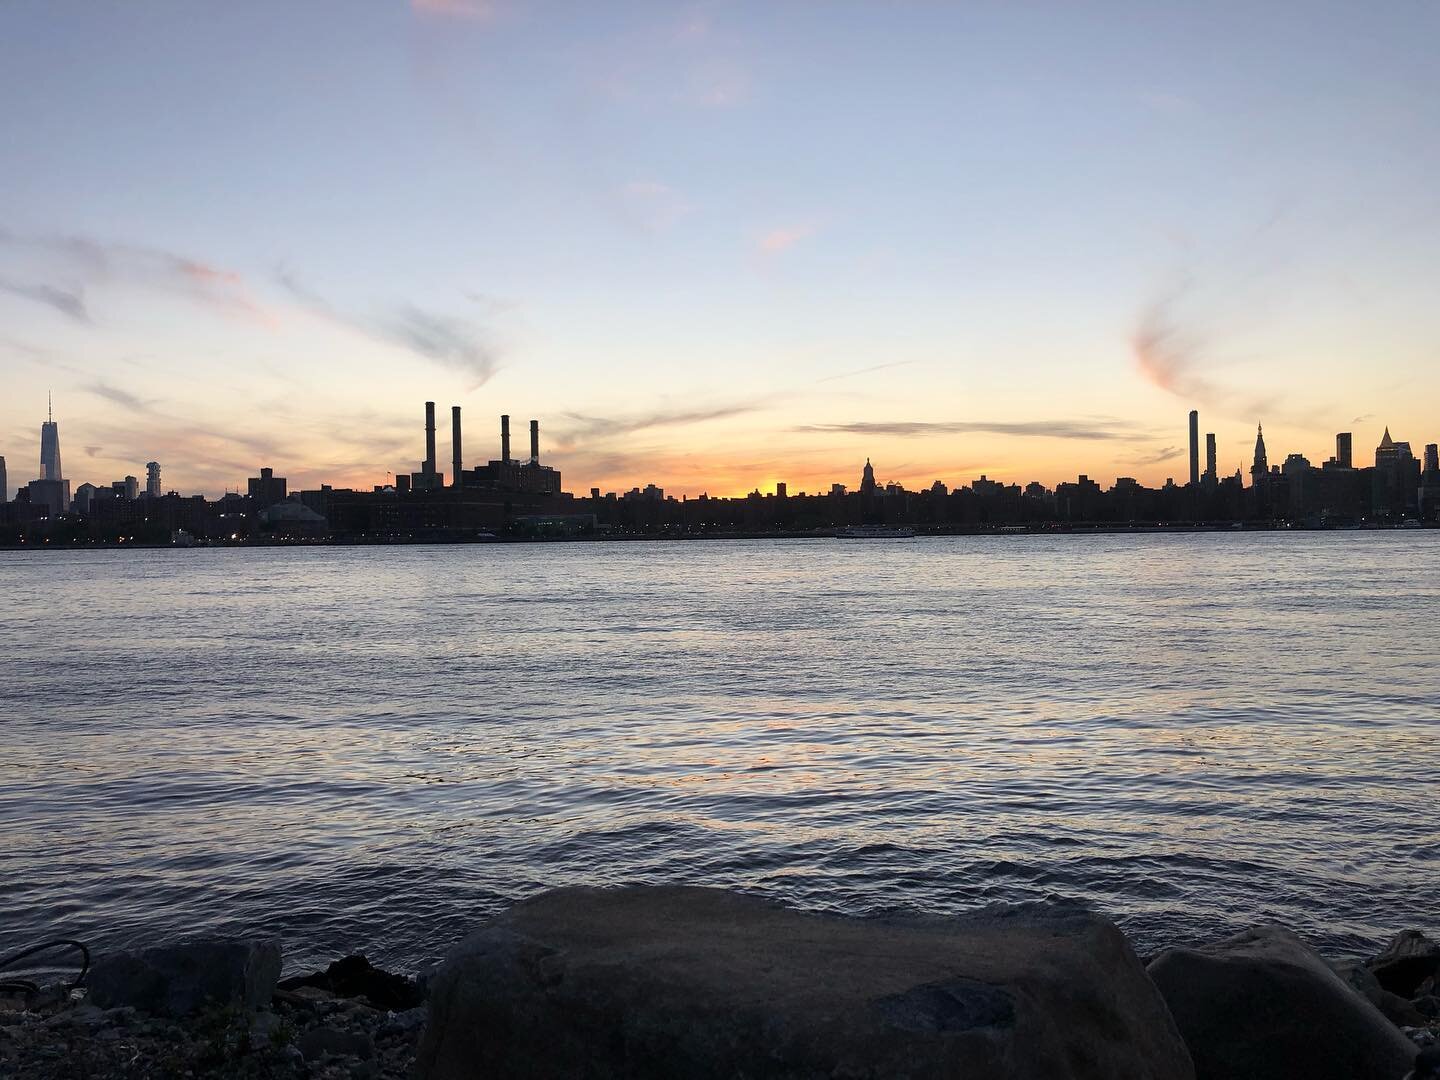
left=408, top=401, right=560, bottom=497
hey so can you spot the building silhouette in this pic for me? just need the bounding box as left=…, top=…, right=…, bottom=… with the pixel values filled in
left=0, top=455, right=6, bottom=504
left=464, top=413, right=561, bottom=495
left=247, top=467, right=287, bottom=507
left=411, top=401, right=443, bottom=491
left=40, top=394, right=63, bottom=482
left=6, top=397, right=1438, bottom=543
left=1421, top=444, right=1440, bottom=521
left=1250, top=424, right=1268, bottom=484
left=27, top=395, right=71, bottom=515
left=1324, top=434, right=1347, bottom=472
left=451, top=406, right=463, bottom=489
left=1373, top=427, right=1420, bottom=519
left=1188, top=410, right=1199, bottom=486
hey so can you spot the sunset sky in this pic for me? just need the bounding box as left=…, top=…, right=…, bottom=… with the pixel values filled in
left=3, top=1, right=1438, bottom=500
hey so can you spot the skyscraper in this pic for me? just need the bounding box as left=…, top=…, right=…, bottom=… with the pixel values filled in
left=451, top=406, right=463, bottom=488
left=40, top=394, right=63, bottom=482
left=1205, top=433, right=1217, bottom=482
left=0, top=455, right=7, bottom=503
left=1373, top=427, right=1419, bottom=518
left=1250, top=423, right=1268, bottom=485
left=1188, top=410, right=1199, bottom=486
left=146, top=461, right=162, bottom=498
left=1422, top=445, right=1440, bottom=522
left=1336, top=432, right=1352, bottom=469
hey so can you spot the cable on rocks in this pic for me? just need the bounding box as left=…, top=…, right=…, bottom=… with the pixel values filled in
left=0, top=938, right=91, bottom=995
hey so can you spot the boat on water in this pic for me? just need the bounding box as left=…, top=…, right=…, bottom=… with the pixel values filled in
left=835, top=525, right=916, bottom=539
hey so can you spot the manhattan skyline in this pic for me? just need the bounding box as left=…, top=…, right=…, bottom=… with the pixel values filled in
left=3, top=2, right=1439, bottom=500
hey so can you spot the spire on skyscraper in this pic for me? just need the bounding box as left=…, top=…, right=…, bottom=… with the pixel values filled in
left=39, top=396, right=63, bottom=482
left=1250, top=422, right=1268, bottom=483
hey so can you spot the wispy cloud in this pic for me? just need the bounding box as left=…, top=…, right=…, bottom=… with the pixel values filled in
left=757, top=224, right=815, bottom=254
left=1119, top=445, right=1184, bottom=466
left=384, top=306, right=501, bottom=386
left=1132, top=289, right=1275, bottom=418
left=83, top=381, right=154, bottom=411
left=795, top=419, right=1150, bottom=441
left=277, top=268, right=502, bottom=388
left=83, top=445, right=103, bottom=458
left=0, top=277, right=90, bottom=323
left=0, top=226, right=275, bottom=325
left=815, top=360, right=916, bottom=384
left=411, top=0, right=499, bottom=22
left=554, top=403, right=758, bottom=448
left=1132, top=289, right=1219, bottom=403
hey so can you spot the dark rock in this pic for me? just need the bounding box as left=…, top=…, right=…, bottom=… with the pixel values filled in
left=1409, top=1046, right=1440, bottom=1080
left=1332, top=959, right=1428, bottom=1027
left=43, top=1004, right=105, bottom=1029
left=417, top=885, right=1194, bottom=1080
left=1414, top=995, right=1440, bottom=1019
left=1369, top=931, right=1440, bottom=998
left=87, top=938, right=282, bottom=1017
left=1149, top=924, right=1416, bottom=1080
left=249, top=1009, right=283, bottom=1042
left=378, top=1006, right=427, bottom=1038
left=297, top=1024, right=375, bottom=1062
left=279, top=954, right=423, bottom=1011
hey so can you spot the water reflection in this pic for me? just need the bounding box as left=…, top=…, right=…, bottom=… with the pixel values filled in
left=1, top=533, right=1437, bottom=973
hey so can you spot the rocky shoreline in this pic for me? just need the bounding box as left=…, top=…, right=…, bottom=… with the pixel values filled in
left=2, top=887, right=1438, bottom=1079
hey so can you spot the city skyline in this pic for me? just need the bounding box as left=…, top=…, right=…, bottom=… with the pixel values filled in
left=4, top=391, right=1432, bottom=513
left=3, top=3, right=1439, bottom=499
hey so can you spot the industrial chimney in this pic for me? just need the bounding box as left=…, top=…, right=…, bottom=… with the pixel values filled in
left=451, top=405, right=463, bottom=488
left=501, top=414, right=511, bottom=463
left=529, top=419, right=539, bottom=464
left=424, top=401, right=437, bottom=476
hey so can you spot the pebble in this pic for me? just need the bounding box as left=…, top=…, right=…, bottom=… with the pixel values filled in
left=1, top=981, right=421, bottom=1079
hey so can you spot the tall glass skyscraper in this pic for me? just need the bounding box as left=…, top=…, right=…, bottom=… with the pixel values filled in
left=40, top=395, right=63, bottom=481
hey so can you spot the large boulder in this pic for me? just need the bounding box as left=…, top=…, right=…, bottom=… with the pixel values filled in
left=1368, top=930, right=1440, bottom=998
left=417, top=885, right=1194, bottom=1080
left=1148, top=924, right=1417, bottom=1080
left=88, top=938, right=282, bottom=1017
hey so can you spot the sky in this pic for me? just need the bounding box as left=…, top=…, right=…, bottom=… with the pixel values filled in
left=2, top=1, right=1438, bottom=501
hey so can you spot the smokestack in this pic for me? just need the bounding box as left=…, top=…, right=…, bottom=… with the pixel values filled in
left=1188, top=410, right=1199, bottom=487
left=501, top=414, right=511, bottom=463
left=424, top=401, right=436, bottom=474
left=452, top=406, right=463, bottom=488
left=1206, top=433, right=1217, bottom=481
left=529, top=419, right=539, bottom=464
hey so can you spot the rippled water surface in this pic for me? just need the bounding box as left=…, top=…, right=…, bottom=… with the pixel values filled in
left=3, top=534, right=1438, bottom=974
